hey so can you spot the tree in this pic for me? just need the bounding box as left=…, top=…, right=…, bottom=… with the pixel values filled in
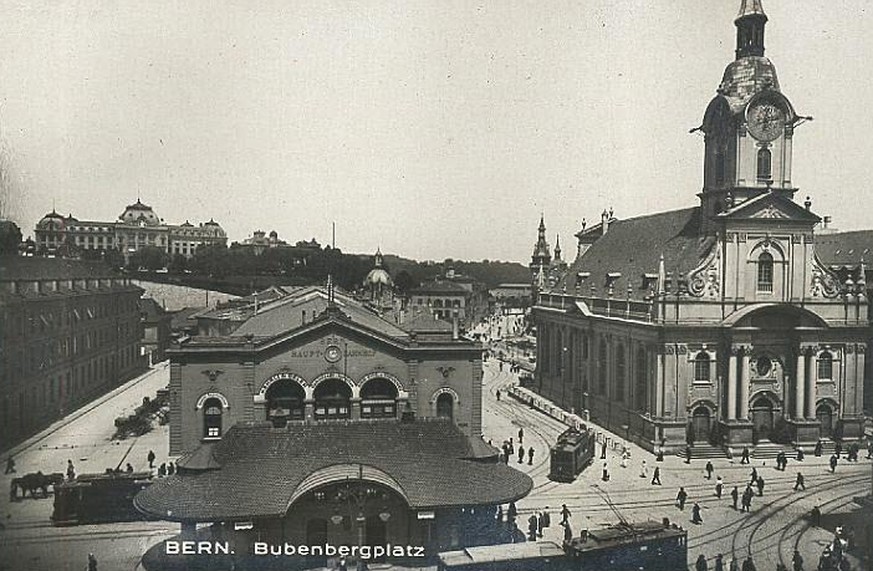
left=0, top=220, right=21, bottom=256
left=128, top=246, right=168, bottom=271
left=394, top=270, right=418, bottom=294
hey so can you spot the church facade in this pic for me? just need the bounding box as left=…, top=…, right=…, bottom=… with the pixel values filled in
left=531, top=1, right=868, bottom=453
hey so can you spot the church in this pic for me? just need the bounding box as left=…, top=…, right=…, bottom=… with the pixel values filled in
left=531, top=1, right=868, bottom=454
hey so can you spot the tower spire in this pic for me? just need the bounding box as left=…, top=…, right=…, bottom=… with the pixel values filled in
left=735, top=0, right=768, bottom=59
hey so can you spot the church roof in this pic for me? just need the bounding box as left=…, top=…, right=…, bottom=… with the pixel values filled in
left=134, top=420, right=531, bottom=521
left=816, top=230, right=873, bottom=267
left=556, top=207, right=710, bottom=301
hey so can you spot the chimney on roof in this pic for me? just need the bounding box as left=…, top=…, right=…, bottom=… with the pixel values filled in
left=601, top=210, right=610, bottom=235
left=804, top=196, right=812, bottom=211
left=452, top=309, right=459, bottom=340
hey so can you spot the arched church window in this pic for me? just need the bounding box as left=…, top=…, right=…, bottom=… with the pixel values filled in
left=715, top=149, right=726, bottom=186
left=635, top=349, right=648, bottom=411
left=203, top=398, right=223, bottom=438
left=757, top=148, right=772, bottom=182
left=693, top=352, right=711, bottom=383
left=615, top=344, right=625, bottom=402
left=597, top=339, right=608, bottom=395
left=757, top=252, right=774, bottom=292
left=817, top=351, right=833, bottom=380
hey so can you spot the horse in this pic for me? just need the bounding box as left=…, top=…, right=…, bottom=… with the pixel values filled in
left=9, top=472, right=64, bottom=499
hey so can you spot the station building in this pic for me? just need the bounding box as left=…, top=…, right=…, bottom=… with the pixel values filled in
left=136, top=283, right=531, bottom=559
left=531, top=1, right=869, bottom=454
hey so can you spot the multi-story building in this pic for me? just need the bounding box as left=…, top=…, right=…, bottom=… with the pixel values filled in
left=0, top=257, right=145, bottom=450
left=531, top=1, right=869, bottom=454
left=34, top=199, right=226, bottom=262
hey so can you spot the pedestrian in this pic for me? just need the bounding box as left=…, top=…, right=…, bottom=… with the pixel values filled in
left=715, top=476, right=723, bottom=498
left=562, top=521, right=573, bottom=544
left=685, top=446, right=692, bottom=464
left=527, top=515, right=537, bottom=541
left=814, top=441, right=823, bottom=457
left=620, top=449, right=629, bottom=469
left=731, top=486, right=739, bottom=510
left=66, top=459, right=76, bottom=480
left=741, top=447, right=750, bottom=464
left=656, top=447, right=665, bottom=462
left=602, top=462, right=610, bottom=482
left=714, top=553, right=724, bottom=571
left=796, top=446, right=804, bottom=461
left=158, top=463, right=167, bottom=477
left=794, top=472, right=805, bottom=491
left=542, top=507, right=551, bottom=529
left=639, top=459, right=648, bottom=479
left=601, top=441, right=607, bottom=460
left=829, top=454, right=838, bottom=473
left=4, top=456, right=15, bottom=474
left=496, top=389, right=501, bottom=401
left=560, top=504, right=571, bottom=525
left=147, top=450, right=156, bottom=469
left=742, top=557, right=757, bottom=571
left=518, top=447, right=525, bottom=464
left=676, top=487, right=688, bottom=511
left=87, top=553, right=98, bottom=571
left=696, top=554, right=709, bottom=571
left=651, top=466, right=661, bottom=485
left=750, top=466, right=758, bottom=484
left=518, top=427, right=524, bottom=445
left=705, top=460, right=714, bottom=480
left=508, top=438, right=514, bottom=456
left=126, top=463, right=134, bottom=473
left=867, top=441, right=873, bottom=460
left=528, top=446, right=534, bottom=465
left=756, top=476, right=764, bottom=496
left=507, top=502, right=518, bottom=523
left=792, top=549, right=803, bottom=571
left=692, top=502, right=703, bottom=524
left=810, top=505, right=821, bottom=527
left=168, top=462, right=175, bottom=475
left=496, top=505, right=504, bottom=524
left=537, top=512, right=544, bottom=538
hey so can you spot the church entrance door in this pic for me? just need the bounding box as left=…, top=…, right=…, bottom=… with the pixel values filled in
left=751, top=396, right=775, bottom=442
left=816, top=404, right=834, bottom=438
left=691, top=406, right=712, bottom=444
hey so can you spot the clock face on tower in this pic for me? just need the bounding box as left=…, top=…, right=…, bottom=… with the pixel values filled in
left=747, top=102, right=785, bottom=142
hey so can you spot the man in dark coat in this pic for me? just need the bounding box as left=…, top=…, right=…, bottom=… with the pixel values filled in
left=740, top=447, right=750, bottom=464
left=676, top=487, right=688, bottom=511
left=731, top=486, right=739, bottom=510
left=147, top=450, right=156, bottom=469
left=705, top=461, right=714, bottom=480
left=756, top=476, right=764, bottom=496
left=794, top=472, right=805, bottom=491
left=829, top=454, right=838, bottom=473
left=528, top=447, right=534, bottom=465
left=691, top=502, right=703, bottom=524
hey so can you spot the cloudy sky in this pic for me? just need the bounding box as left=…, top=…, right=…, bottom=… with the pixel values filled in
left=1, top=1, right=871, bottom=262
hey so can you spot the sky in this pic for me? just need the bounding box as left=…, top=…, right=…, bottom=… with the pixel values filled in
left=1, top=1, right=872, bottom=263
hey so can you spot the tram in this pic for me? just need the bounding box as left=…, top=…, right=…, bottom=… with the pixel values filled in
left=438, top=522, right=687, bottom=571
left=548, top=426, right=595, bottom=482
left=51, top=470, right=153, bottom=525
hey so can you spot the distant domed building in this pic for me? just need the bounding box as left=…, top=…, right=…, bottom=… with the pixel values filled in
left=363, top=248, right=394, bottom=309
left=34, top=199, right=227, bottom=262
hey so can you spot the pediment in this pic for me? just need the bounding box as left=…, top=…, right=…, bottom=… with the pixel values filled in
left=718, top=193, right=820, bottom=223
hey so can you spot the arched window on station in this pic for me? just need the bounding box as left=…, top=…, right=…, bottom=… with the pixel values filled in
left=757, top=148, right=772, bottom=182
left=436, top=393, right=454, bottom=420
left=694, top=352, right=711, bottom=383
left=817, top=351, right=833, bottom=380
left=265, top=380, right=305, bottom=427
left=360, top=378, right=399, bottom=419
left=314, top=379, right=352, bottom=420
left=203, top=398, right=223, bottom=439
left=757, top=252, right=774, bottom=293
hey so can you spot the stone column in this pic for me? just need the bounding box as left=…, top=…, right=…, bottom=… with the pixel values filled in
left=727, top=350, right=738, bottom=420
left=655, top=351, right=664, bottom=417
left=795, top=350, right=806, bottom=419
left=739, top=348, right=751, bottom=420
left=805, top=349, right=816, bottom=419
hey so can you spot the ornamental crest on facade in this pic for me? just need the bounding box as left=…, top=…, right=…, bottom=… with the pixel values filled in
left=809, top=255, right=840, bottom=298
left=688, top=243, right=721, bottom=298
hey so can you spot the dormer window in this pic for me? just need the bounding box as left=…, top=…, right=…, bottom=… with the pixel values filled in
left=757, top=148, right=772, bottom=182
left=757, top=252, right=774, bottom=292
left=642, top=273, right=659, bottom=291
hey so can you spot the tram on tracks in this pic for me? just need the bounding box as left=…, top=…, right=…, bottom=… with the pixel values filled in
left=548, top=426, right=596, bottom=482
left=51, top=471, right=153, bottom=525
left=438, top=521, right=687, bottom=571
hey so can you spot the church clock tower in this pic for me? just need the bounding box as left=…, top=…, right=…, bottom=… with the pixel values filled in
left=698, top=0, right=802, bottom=233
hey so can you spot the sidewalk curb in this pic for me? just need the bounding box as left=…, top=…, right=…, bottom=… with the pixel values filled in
left=2, top=361, right=170, bottom=458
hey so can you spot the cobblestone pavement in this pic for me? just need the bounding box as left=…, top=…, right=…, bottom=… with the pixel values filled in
left=480, top=347, right=870, bottom=571
left=0, top=362, right=177, bottom=571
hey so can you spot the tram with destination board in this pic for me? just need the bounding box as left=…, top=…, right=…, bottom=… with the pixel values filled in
left=548, top=426, right=595, bottom=482
left=51, top=471, right=152, bottom=525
